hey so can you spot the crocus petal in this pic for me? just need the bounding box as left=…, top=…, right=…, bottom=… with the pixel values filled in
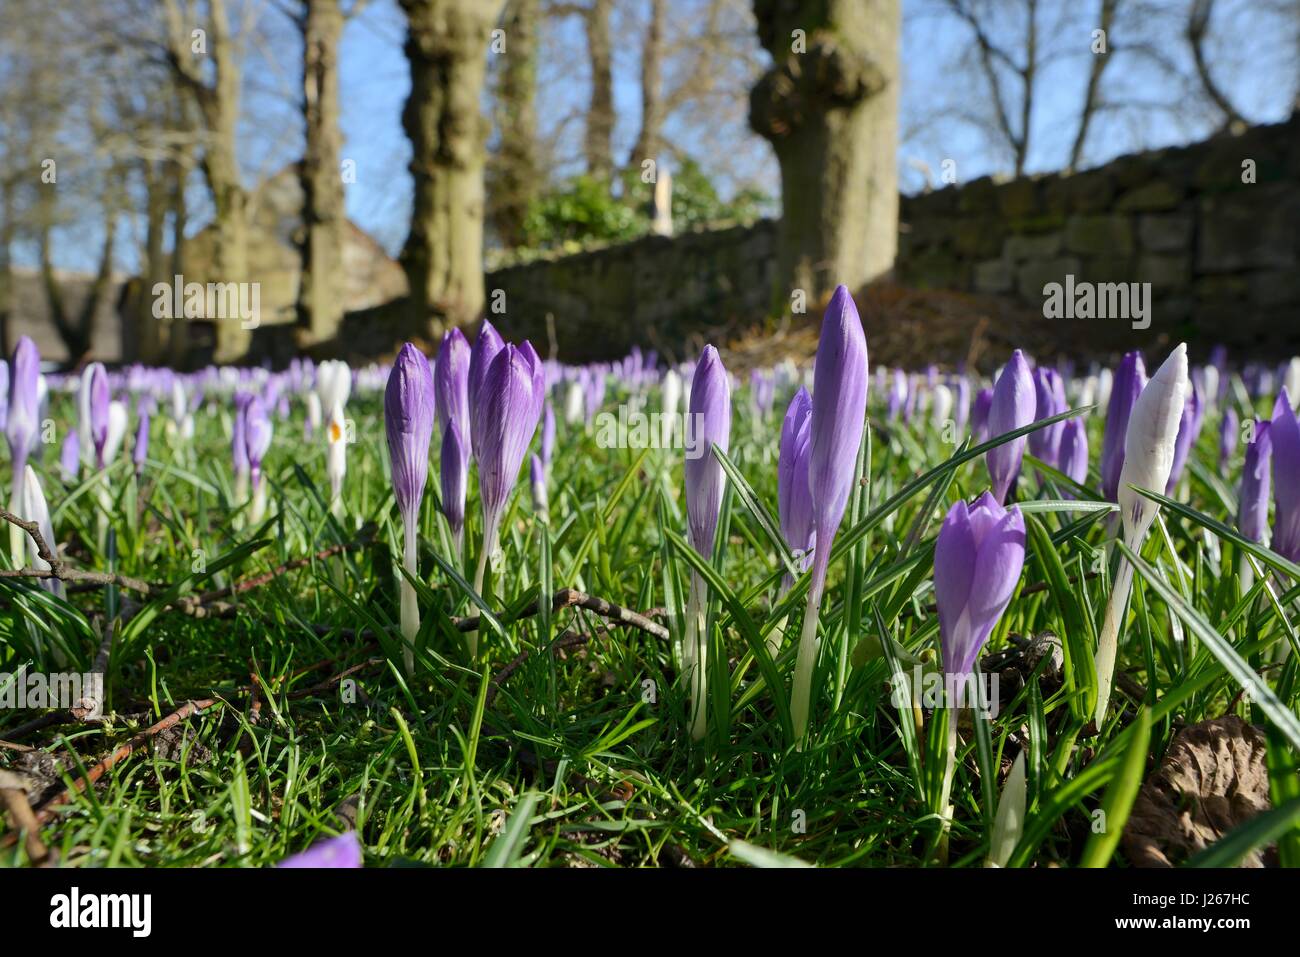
left=1101, top=352, right=1146, bottom=501
left=1271, top=389, right=1300, bottom=561
left=1238, top=420, right=1272, bottom=543
left=434, top=328, right=471, bottom=450
left=277, top=832, right=363, bottom=869
left=475, top=344, right=543, bottom=527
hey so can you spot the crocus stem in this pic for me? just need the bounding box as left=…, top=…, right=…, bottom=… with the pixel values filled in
left=937, top=705, right=959, bottom=865
left=469, top=514, right=501, bottom=662
left=8, top=474, right=22, bottom=567
left=399, top=517, right=419, bottom=675
left=791, top=574, right=826, bottom=746
left=1094, top=554, right=1136, bottom=728
left=685, top=571, right=709, bottom=741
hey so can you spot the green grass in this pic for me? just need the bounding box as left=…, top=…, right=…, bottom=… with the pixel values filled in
left=1, top=378, right=1297, bottom=868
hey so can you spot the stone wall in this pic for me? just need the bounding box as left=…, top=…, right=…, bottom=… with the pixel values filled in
left=487, top=116, right=1300, bottom=362
left=486, top=221, right=778, bottom=363
left=897, top=115, right=1300, bottom=356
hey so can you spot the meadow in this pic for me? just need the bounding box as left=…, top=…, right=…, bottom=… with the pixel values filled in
left=1, top=289, right=1298, bottom=869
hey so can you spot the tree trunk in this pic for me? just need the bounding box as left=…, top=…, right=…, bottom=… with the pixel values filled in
left=168, top=139, right=193, bottom=368
left=0, top=180, right=13, bottom=360
left=583, top=0, right=614, bottom=182
left=297, top=0, right=348, bottom=347
left=628, top=0, right=666, bottom=169
left=750, top=0, right=900, bottom=305
left=398, top=0, right=504, bottom=335
left=164, top=0, right=251, bottom=363
left=488, top=0, right=539, bottom=248
left=136, top=159, right=170, bottom=365
left=39, top=183, right=117, bottom=365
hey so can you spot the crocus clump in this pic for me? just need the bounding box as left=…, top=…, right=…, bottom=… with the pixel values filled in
left=791, top=285, right=869, bottom=742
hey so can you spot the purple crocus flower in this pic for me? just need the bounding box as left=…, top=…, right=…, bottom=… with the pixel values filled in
left=584, top=371, right=606, bottom=425
left=985, top=351, right=1035, bottom=505
left=59, top=430, right=79, bottom=484
left=1220, top=408, right=1239, bottom=467
left=1270, top=388, right=1300, bottom=562
left=530, top=452, right=547, bottom=514
left=1029, top=367, right=1067, bottom=468
left=682, top=344, right=731, bottom=741
left=243, top=396, right=273, bottom=492
left=792, top=285, right=869, bottom=741
left=474, top=344, right=543, bottom=542
left=954, top=376, right=972, bottom=434
left=231, top=390, right=251, bottom=484
left=133, top=406, right=150, bottom=478
left=934, top=492, right=1027, bottom=678
left=5, top=337, right=40, bottom=479
left=1238, top=420, right=1272, bottom=543
left=387, top=344, right=436, bottom=523
left=1059, top=417, right=1089, bottom=492
left=888, top=369, right=907, bottom=421
left=1101, top=351, right=1147, bottom=501
left=385, top=343, right=436, bottom=672
left=440, top=417, right=468, bottom=550
left=684, top=346, right=731, bottom=560
left=88, top=363, right=111, bottom=468
left=777, top=387, right=815, bottom=579
left=277, top=832, right=363, bottom=869
left=972, top=387, right=994, bottom=443
left=434, top=327, right=471, bottom=451
left=1165, top=380, right=1203, bottom=493
left=467, top=320, right=504, bottom=460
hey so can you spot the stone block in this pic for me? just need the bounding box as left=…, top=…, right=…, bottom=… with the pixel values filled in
left=1065, top=215, right=1135, bottom=257
left=1138, top=214, right=1192, bottom=253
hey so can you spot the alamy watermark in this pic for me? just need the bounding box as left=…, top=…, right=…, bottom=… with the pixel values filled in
left=890, top=665, right=1001, bottom=718
left=1, top=668, right=104, bottom=718
left=151, top=274, right=261, bottom=330
left=1042, top=274, right=1151, bottom=330
left=593, top=405, right=707, bottom=459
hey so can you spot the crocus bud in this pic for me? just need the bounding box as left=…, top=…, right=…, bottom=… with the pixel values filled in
left=19, top=465, right=62, bottom=599
left=662, top=369, right=682, bottom=443
left=682, top=344, right=731, bottom=741
left=384, top=343, right=435, bottom=673
left=440, top=417, right=468, bottom=552
left=777, top=387, right=815, bottom=579
left=792, top=285, right=869, bottom=741
left=1101, top=351, right=1147, bottom=501
left=1029, top=367, right=1067, bottom=468
left=474, top=344, right=544, bottom=542
left=972, top=387, right=993, bottom=443
left=1220, top=408, right=1238, bottom=467
left=530, top=453, right=547, bottom=515
left=931, top=383, right=953, bottom=431
left=434, top=328, right=471, bottom=450
left=88, top=363, right=111, bottom=468
left=1165, top=380, right=1203, bottom=493
left=59, top=430, right=79, bottom=484
left=1096, top=343, right=1187, bottom=727
left=467, top=320, right=504, bottom=459
left=133, top=406, right=150, bottom=478
left=934, top=492, right=1026, bottom=678
left=278, top=832, right=362, bottom=869
left=1237, top=420, right=1272, bottom=543
left=5, top=337, right=40, bottom=479
left=684, top=346, right=731, bottom=561
left=103, top=401, right=129, bottom=468
left=1271, top=388, right=1300, bottom=562
left=985, top=350, right=1035, bottom=504
left=386, top=344, right=436, bottom=523
left=1059, top=417, right=1089, bottom=490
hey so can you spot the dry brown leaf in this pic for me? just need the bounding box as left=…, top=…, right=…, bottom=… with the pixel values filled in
left=1122, top=715, right=1274, bottom=867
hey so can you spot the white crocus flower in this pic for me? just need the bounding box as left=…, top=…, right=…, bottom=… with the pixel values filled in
left=305, top=391, right=322, bottom=437
left=1094, top=343, right=1188, bottom=727
left=77, top=366, right=96, bottom=468
left=661, top=368, right=682, bottom=446
left=930, top=383, right=953, bottom=430
left=1284, top=357, right=1300, bottom=404
left=564, top=379, right=584, bottom=424
left=316, top=361, right=352, bottom=518
left=19, top=465, right=62, bottom=600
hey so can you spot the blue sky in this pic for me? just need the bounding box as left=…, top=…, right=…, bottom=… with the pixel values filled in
left=39, top=0, right=1300, bottom=270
